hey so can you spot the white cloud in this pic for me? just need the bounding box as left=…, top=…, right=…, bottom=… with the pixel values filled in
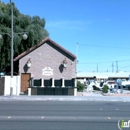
left=46, top=20, right=93, bottom=31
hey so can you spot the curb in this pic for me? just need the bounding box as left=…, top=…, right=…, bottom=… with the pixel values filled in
left=101, top=92, right=130, bottom=96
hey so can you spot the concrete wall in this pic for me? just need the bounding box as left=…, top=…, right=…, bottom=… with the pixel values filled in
left=19, top=42, right=76, bottom=79
left=4, top=76, right=20, bottom=96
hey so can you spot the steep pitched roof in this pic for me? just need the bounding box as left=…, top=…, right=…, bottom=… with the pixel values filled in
left=14, top=37, right=76, bottom=61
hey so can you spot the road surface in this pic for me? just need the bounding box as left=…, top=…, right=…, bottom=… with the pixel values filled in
left=0, top=101, right=129, bottom=130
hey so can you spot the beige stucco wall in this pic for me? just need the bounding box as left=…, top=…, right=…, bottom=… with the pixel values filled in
left=19, top=42, right=76, bottom=79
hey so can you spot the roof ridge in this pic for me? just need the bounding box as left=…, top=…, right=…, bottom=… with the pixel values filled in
left=14, top=37, right=76, bottom=61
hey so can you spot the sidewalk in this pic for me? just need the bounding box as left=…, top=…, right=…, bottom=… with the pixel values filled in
left=0, top=89, right=130, bottom=102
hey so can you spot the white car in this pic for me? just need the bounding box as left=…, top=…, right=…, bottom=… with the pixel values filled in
left=119, top=79, right=130, bottom=90
left=105, top=80, right=116, bottom=89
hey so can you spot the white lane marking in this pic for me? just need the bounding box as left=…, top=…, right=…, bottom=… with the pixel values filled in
left=107, top=117, right=111, bottom=120
left=41, top=116, right=44, bottom=119
left=8, top=116, right=11, bottom=119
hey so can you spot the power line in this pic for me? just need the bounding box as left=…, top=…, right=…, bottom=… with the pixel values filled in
left=79, top=43, right=130, bottom=49
left=78, top=59, right=130, bottom=64
left=119, top=65, right=130, bottom=69
left=76, top=43, right=130, bottom=71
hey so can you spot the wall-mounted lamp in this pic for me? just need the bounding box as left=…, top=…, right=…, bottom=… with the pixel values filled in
left=62, top=58, right=67, bottom=68
left=27, top=58, right=31, bottom=68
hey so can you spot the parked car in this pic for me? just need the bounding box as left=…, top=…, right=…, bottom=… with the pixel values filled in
left=118, top=79, right=130, bottom=90
left=105, top=80, right=116, bottom=89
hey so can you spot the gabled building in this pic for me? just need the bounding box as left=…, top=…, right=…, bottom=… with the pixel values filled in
left=14, top=37, right=77, bottom=95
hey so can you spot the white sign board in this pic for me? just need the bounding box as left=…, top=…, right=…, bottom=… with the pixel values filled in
left=42, top=67, right=53, bottom=76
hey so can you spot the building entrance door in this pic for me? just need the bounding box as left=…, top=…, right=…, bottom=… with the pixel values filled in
left=21, top=73, right=31, bottom=93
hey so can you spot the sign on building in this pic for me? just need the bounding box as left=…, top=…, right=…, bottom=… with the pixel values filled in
left=42, top=67, right=53, bottom=76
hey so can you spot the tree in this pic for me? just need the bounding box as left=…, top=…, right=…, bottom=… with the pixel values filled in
left=0, top=1, right=49, bottom=73
left=77, top=81, right=85, bottom=92
left=102, top=84, right=109, bottom=93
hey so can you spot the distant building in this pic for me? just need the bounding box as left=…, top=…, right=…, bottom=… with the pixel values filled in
left=76, top=72, right=130, bottom=83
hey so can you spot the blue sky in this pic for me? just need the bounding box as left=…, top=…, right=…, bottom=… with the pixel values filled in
left=2, top=0, right=130, bottom=72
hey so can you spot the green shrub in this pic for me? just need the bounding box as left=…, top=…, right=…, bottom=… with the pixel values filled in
left=77, top=81, right=85, bottom=92
left=102, top=84, right=109, bottom=93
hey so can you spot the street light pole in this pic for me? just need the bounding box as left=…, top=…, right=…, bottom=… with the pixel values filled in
left=10, top=0, right=13, bottom=96
left=9, top=0, right=28, bottom=96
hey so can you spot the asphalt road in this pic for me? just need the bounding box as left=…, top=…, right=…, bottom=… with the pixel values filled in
left=0, top=101, right=129, bottom=130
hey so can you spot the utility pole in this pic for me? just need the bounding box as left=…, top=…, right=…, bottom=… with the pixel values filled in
left=76, top=43, right=78, bottom=73
left=112, top=62, right=114, bottom=72
left=116, top=61, right=118, bottom=72
left=97, top=63, right=98, bottom=72
left=76, top=43, right=78, bottom=63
